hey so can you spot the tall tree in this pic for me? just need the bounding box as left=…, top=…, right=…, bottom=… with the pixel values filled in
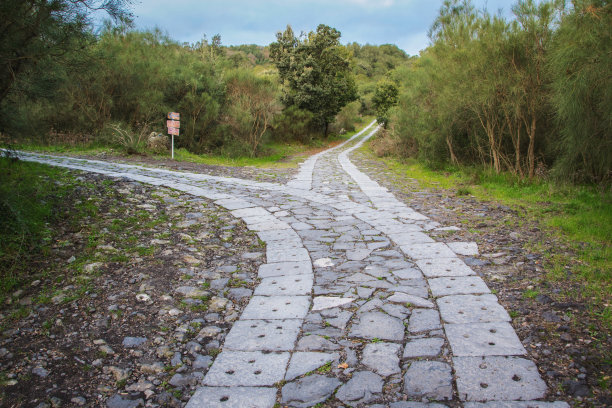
left=270, top=24, right=358, bottom=136
left=0, top=0, right=131, bottom=104
left=372, top=79, right=399, bottom=127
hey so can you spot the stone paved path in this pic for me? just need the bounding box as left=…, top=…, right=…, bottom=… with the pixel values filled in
left=12, top=122, right=568, bottom=408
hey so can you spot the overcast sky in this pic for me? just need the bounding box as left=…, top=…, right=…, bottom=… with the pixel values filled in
left=130, top=0, right=516, bottom=56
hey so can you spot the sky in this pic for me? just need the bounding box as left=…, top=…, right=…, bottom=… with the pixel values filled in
left=130, top=0, right=516, bottom=56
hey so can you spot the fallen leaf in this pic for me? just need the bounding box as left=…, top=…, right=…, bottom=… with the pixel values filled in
left=337, top=362, right=348, bottom=369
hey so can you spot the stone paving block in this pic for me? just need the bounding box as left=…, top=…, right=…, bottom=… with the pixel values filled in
left=403, top=361, right=453, bottom=400
left=350, top=311, right=405, bottom=340
left=392, top=268, right=424, bottom=280
left=362, top=342, right=401, bottom=377
left=297, top=335, right=340, bottom=351
left=401, top=243, right=456, bottom=260
left=281, top=374, right=341, bottom=408
left=258, top=261, right=312, bottom=278
left=409, top=309, right=442, bottom=333
left=267, top=247, right=310, bottom=263
left=438, top=294, right=510, bottom=324
left=285, top=352, right=340, bottom=381
left=429, top=276, right=491, bottom=297
left=254, top=275, right=313, bottom=296
left=230, top=207, right=270, bottom=218
left=448, top=241, right=479, bottom=256
left=387, top=292, right=434, bottom=308
left=335, top=371, right=383, bottom=405
left=214, top=198, right=256, bottom=210
left=223, top=319, right=302, bottom=351
left=186, top=386, right=277, bottom=408
left=203, top=351, right=290, bottom=386
left=241, top=296, right=310, bottom=320
left=248, top=220, right=291, bottom=232
left=416, top=258, right=476, bottom=278
left=257, top=229, right=300, bottom=243
left=464, top=402, right=569, bottom=408
left=454, top=356, right=547, bottom=401
left=445, top=322, right=526, bottom=356
left=388, top=232, right=435, bottom=246
left=403, top=337, right=445, bottom=358
left=312, top=296, right=355, bottom=311
left=265, top=240, right=304, bottom=251
left=390, top=402, right=449, bottom=408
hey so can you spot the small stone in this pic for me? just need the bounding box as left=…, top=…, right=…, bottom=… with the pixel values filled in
left=314, top=258, right=334, bottom=268
left=122, top=337, right=147, bottom=348
left=135, top=293, right=151, bottom=303
left=281, top=375, right=341, bottom=407
left=99, top=345, right=115, bottom=355
left=336, top=371, right=383, bottom=405
left=312, top=296, right=355, bottom=311
left=169, top=373, right=197, bottom=387
left=192, top=354, right=213, bottom=369
left=387, top=292, right=434, bottom=308
left=362, top=343, right=401, bottom=377
left=209, top=296, right=228, bottom=312
left=32, top=366, right=49, bottom=378
left=140, top=362, right=164, bottom=374
left=107, top=366, right=130, bottom=382
left=105, top=395, right=144, bottom=408
left=404, top=361, right=452, bottom=400
left=70, top=397, right=86, bottom=406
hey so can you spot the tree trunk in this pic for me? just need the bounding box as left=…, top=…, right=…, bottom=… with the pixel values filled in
left=526, top=115, right=536, bottom=178
left=446, top=136, right=458, bottom=165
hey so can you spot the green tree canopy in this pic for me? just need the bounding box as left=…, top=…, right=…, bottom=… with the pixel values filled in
left=270, top=24, right=358, bottom=136
left=372, top=79, right=399, bottom=127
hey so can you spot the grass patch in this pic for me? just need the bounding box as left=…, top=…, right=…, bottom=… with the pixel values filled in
left=374, top=152, right=612, bottom=329
left=0, top=158, right=73, bottom=297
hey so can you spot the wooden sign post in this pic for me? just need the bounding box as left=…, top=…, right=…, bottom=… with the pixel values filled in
left=167, top=112, right=180, bottom=159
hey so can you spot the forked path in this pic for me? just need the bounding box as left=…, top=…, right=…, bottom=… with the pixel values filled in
left=15, top=123, right=568, bottom=408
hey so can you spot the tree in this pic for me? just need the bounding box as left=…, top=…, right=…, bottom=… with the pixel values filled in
left=0, top=0, right=131, bottom=104
left=270, top=24, right=358, bottom=136
left=223, top=69, right=279, bottom=156
left=372, top=79, right=399, bottom=127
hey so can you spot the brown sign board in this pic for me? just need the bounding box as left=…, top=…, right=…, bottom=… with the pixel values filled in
left=167, top=120, right=180, bottom=129
left=168, top=127, right=179, bottom=136
left=168, top=112, right=180, bottom=120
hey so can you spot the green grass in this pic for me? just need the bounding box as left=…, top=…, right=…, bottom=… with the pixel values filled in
left=11, top=119, right=375, bottom=169
left=374, top=152, right=611, bottom=328
left=0, top=158, right=73, bottom=297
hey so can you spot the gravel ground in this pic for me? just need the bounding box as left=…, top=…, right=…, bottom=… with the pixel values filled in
left=1, top=172, right=265, bottom=407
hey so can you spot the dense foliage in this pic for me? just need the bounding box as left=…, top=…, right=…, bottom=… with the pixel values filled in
left=270, top=24, right=358, bottom=136
left=384, top=0, right=611, bottom=185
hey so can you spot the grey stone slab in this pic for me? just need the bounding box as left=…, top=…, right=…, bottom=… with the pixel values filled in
left=387, top=292, right=434, bottom=308
left=257, top=229, right=300, bottom=243
left=223, top=319, right=302, bottom=351
left=335, top=371, right=383, bottom=405
left=429, top=276, right=490, bottom=297
left=312, top=296, right=355, bottom=311
left=203, top=351, right=290, bottom=386
left=388, top=232, right=435, bottom=246
left=285, top=352, right=340, bottom=381
left=401, top=243, right=456, bottom=260
left=281, top=374, right=341, bottom=408
left=438, top=294, right=510, bottom=324
left=409, top=309, right=442, bottom=333
left=392, top=268, right=423, bottom=280
left=464, top=402, right=569, bottom=408
left=350, top=311, right=405, bottom=341
left=403, top=337, right=445, bottom=358
left=267, top=247, right=310, bottom=263
left=297, top=335, right=340, bottom=351
left=214, top=198, right=256, bottom=210
left=325, top=310, right=353, bottom=329
left=390, top=403, right=449, bottom=408
left=248, top=221, right=291, bottom=231
left=241, top=296, right=310, bottom=320
left=454, top=356, right=547, bottom=401
left=186, top=386, right=277, bottom=408
left=403, top=361, right=453, bottom=400
left=382, top=303, right=410, bottom=319
left=258, top=261, right=312, bottom=278
left=231, top=207, right=270, bottom=218
left=254, top=275, right=313, bottom=296
left=362, top=342, right=401, bottom=377
left=448, top=241, right=479, bottom=256
left=445, top=322, right=526, bottom=356
left=416, top=258, right=475, bottom=277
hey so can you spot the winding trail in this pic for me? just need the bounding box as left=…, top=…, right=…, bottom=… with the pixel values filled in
left=13, top=122, right=567, bottom=407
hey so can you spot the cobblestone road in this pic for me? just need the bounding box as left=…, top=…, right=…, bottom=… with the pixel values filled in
left=15, top=122, right=568, bottom=408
